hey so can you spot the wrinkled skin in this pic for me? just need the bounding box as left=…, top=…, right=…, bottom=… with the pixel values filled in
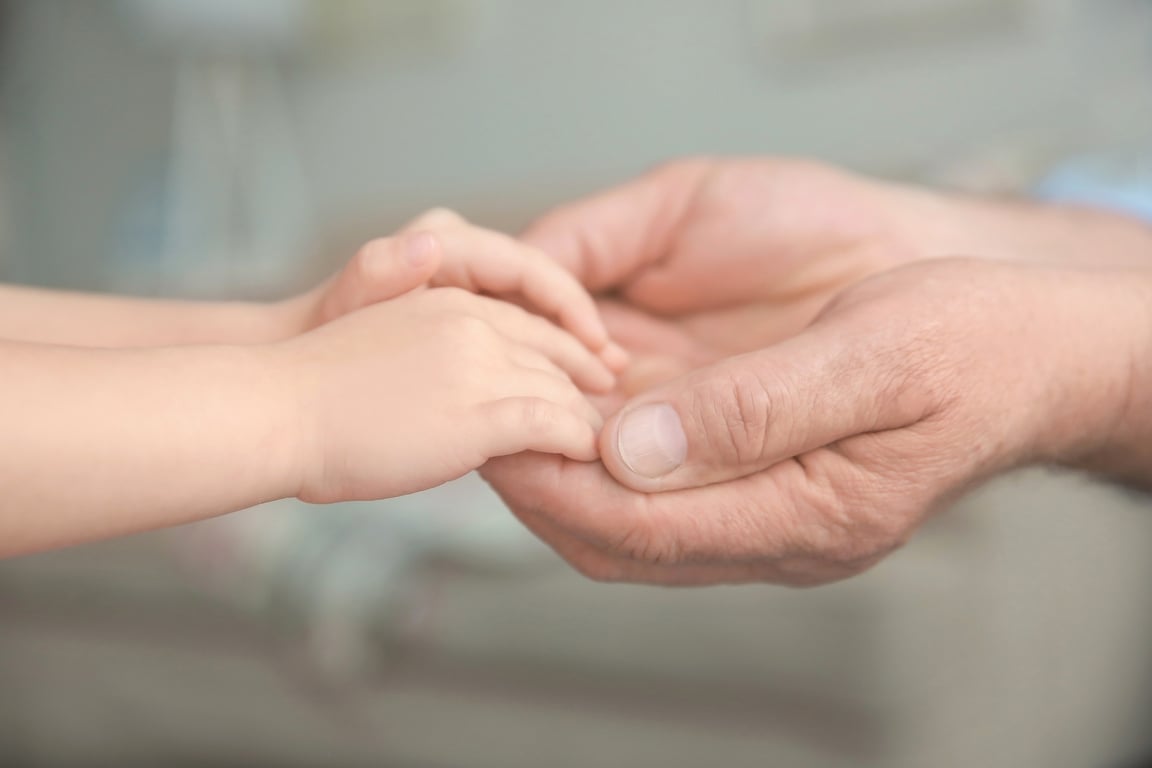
left=480, top=158, right=1152, bottom=586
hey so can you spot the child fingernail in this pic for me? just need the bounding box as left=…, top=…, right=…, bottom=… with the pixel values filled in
left=405, top=232, right=438, bottom=267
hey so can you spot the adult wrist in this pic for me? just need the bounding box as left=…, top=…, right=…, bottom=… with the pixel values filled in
left=1042, top=269, right=1152, bottom=479
left=887, top=182, right=1152, bottom=268
left=979, top=201, right=1152, bottom=268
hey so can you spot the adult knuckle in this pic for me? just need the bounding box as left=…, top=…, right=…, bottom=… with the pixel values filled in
left=608, top=517, right=684, bottom=567
left=697, top=369, right=777, bottom=466
left=895, top=333, right=959, bottom=416
left=847, top=321, right=954, bottom=424
left=779, top=455, right=907, bottom=566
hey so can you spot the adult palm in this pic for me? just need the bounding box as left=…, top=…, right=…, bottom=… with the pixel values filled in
left=523, top=158, right=931, bottom=396
left=480, top=158, right=1150, bottom=586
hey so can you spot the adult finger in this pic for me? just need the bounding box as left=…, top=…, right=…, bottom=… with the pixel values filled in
left=521, top=159, right=715, bottom=291
left=598, top=317, right=936, bottom=493
left=481, top=449, right=890, bottom=582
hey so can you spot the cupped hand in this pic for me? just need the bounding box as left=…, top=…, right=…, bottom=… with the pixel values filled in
left=483, top=258, right=1151, bottom=586
left=523, top=157, right=1152, bottom=400
left=480, top=157, right=1152, bottom=586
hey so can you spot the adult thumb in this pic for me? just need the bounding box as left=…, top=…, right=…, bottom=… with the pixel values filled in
left=599, top=326, right=927, bottom=493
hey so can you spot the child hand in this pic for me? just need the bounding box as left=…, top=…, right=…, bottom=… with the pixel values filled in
left=282, top=210, right=628, bottom=372
left=274, top=287, right=609, bottom=504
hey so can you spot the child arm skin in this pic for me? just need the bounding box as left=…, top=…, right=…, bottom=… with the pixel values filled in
left=0, top=209, right=625, bottom=366
left=0, top=287, right=609, bottom=558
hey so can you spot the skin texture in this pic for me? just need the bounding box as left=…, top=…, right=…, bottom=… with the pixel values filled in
left=0, top=208, right=625, bottom=368
left=480, top=158, right=1152, bottom=586
left=0, top=216, right=615, bottom=558
left=281, top=287, right=607, bottom=506
left=286, top=209, right=626, bottom=368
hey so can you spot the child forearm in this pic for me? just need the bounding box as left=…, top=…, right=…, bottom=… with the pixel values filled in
left=0, top=339, right=297, bottom=556
left=0, top=283, right=295, bottom=347
left=0, top=221, right=619, bottom=558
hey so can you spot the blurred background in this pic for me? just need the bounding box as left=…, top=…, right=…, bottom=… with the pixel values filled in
left=2, top=1, right=1152, bottom=766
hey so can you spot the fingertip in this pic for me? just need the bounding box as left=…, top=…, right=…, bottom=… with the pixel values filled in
left=579, top=361, right=618, bottom=395
left=555, top=423, right=600, bottom=463
left=582, top=397, right=606, bottom=432
left=600, top=341, right=631, bottom=372
left=560, top=306, right=610, bottom=353
left=562, top=412, right=601, bottom=462
left=562, top=307, right=629, bottom=379
left=566, top=428, right=602, bottom=463
left=571, top=448, right=601, bottom=463
left=589, top=392, right=627, bottom=419
left=599, top=401, right=688, bottom=492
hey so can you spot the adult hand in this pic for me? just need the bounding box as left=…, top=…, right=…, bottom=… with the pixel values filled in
left=522, top=158, right=1152, bottom=396
left=482, top=159, right=1152, bottom=585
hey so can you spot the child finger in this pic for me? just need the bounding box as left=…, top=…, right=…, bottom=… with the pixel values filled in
left=502, top=364, right=606, bottom=430
left=476, top=398, right=600, bottom=462
left=345, top=233, right=442, bottom=309
left=429, top=227, right=611, bottom=354
left=461, top=295, right=616, bottom=393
